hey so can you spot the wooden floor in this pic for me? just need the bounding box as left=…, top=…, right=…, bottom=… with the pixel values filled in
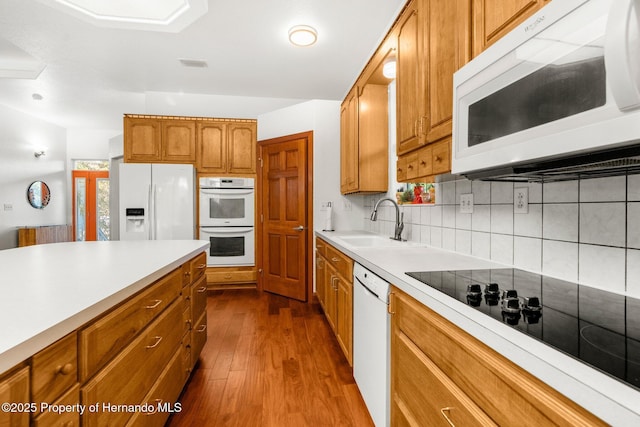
left=167, top=290, right=374, bottom=427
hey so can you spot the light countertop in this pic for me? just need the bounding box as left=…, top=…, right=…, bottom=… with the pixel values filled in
left=0, top=240, right=209, bottom=373
left=316, top=230, right=640, bottom=426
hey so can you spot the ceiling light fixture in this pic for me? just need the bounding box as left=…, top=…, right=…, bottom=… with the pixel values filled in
left=288, top=25, right=318, bottom=47
left=34, top=150, right=46, bottom=158
left=382, top=58, right=396, bottom=79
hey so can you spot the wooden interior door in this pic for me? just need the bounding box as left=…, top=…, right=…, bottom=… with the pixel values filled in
left=259, top=132, right=312, bottom=301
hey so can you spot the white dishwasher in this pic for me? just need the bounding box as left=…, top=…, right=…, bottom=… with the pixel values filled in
left=353, top=263, right=391, bottom=427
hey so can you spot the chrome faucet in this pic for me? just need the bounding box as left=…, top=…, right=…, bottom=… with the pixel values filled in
left=370, top=197, right=404, bottom=241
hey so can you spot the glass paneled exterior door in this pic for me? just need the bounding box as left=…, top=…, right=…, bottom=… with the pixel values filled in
left=72, top=170, right=109, bottom=241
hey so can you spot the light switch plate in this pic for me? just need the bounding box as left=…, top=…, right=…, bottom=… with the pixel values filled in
left=460, top=194, right=473, bottom=214
left=3, top=203, right=12, bottom=211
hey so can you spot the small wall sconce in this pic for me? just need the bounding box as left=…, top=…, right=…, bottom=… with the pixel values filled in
left=34, top=150, right=46, bottom=158
left=383, top=58, right=396, bottom=79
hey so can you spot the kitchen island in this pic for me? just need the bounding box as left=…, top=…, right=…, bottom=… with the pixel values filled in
left=0, top=240, right=209, bottom=426
left=316, top=230, right=640, bottom=426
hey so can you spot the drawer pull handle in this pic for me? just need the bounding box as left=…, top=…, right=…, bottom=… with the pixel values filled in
left=55, top=363, right=74, bottom=376
left=145, top=299, right=162, bottom=309
left=331, top=257, right=340, bottom=262
left=440, top=407, right=455, bottom=427
left=197, top=263, right=206, bottom=269
left=196, top=324, right=207, bottom=333
left=197, top=286, right=207, bottom=293
left=146, top=336, right=163, bottom=349
left=224, top=274, right=232, bottom=279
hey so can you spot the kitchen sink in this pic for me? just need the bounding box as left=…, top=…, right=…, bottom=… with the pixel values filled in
left=336, top=235, right=412, bottom=248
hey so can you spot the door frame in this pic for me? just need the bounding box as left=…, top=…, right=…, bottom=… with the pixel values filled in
left=256, top=131, right=314, bottom=302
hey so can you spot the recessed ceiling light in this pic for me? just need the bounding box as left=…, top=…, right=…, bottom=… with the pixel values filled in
left=32, top=93, right=44, bottom=101
left=288, top=25, right=318, bottom=47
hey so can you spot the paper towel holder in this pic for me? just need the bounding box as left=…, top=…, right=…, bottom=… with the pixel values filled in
left=322, top=201, right=335, bottom=232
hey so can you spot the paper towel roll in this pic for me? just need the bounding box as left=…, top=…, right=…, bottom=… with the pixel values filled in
left=324, top=203, right=334, bottom=231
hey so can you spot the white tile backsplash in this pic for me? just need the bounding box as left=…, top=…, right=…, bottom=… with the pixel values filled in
left=363, top=174, right=640, bottom=296
left=579, top=244, right=626, bottom=294
left=580, top=203, right=626, bottom=247
left=543, top=240, right=578, bottom=282
left=543, top=204, right=579, bottom=242
left=514, top=204, right=542, bottom=238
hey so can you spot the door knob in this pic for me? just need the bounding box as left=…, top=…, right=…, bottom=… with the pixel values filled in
left=293, top=225, right=305, bottom=231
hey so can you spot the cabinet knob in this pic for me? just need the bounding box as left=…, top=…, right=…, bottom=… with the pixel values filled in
left=435, top=155, right=442, bottom=162
left=55, top=363, right=74, bottom=376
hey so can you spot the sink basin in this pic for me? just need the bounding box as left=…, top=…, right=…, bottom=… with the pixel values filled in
left=337, top=235, right=407, bottom=248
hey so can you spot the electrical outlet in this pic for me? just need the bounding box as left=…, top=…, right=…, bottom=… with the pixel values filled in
left=460, top=193, right=473, bottom=214
left=320, top=201, right=331, bottom=211
left=343, top=199, right=352, bottom=211
left=3, top=203, right=12, bottom=212
left=514, top=187, right=529, bottom=214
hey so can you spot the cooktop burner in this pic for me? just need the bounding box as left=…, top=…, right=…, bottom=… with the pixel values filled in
left=405, top=268, right=640, bottom=390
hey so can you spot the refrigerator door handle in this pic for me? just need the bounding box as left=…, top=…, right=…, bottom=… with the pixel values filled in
left=153, top=184, right=158, bottom=240
left=147, top=184, right=153, bottom=240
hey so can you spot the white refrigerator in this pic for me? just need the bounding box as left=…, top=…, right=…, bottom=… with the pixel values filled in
left=118, top=163, right=195, bottom=240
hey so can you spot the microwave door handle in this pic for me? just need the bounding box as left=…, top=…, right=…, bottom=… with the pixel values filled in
left=605, top=0, right=640, bottom=110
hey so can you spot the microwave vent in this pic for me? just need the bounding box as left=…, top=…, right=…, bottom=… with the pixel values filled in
left=464, top=144, right=640, bottom=182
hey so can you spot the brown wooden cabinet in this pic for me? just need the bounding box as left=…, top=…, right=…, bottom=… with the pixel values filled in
left=124, top=116, right=196, bottom=163
left=197, top=120, right=257, bottom=174
left=390, top=286, right=606, bottom=426
left=471, top=0, right=550, bottom=57
left=395, top=0, right=468, bottom=182
left=340, top=87, right=359, bottom=194
left=315, top=238, right=353, bottom=365
left=0, top=366, right=30, bottom=427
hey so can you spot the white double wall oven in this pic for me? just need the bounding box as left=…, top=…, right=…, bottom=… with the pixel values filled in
left=199, top=177, right=255, bottom=267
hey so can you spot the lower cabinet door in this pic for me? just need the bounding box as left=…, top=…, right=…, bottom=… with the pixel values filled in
left=81, top=299, right=183, bottom=427
left=191, top=311, right=207, bottom=368
left=124, top=348, right=185, bottom=427
left=391, top=329, right=497, bottom=426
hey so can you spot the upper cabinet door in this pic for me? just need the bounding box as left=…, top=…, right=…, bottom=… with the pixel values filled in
left=396, top=1, right=424, bottom=155
left=472, top=0, right=549, bottom=56
left=162, top=120, right=196, bottom=163
left=228, top=122, right=257, bottom=174
left=124, top=117, right=162, bottom=162
left=423, top=0, right=467, bottom=143
left=197, top=121, right=227, bottom=173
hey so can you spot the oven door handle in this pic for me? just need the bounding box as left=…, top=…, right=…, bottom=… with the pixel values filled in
left=199, top=188, right=254, bottom=196
left=200, top=227, right=254, bottom=235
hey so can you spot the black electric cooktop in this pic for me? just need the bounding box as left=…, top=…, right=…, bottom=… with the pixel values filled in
left=405, top=268, right=640, bottom=390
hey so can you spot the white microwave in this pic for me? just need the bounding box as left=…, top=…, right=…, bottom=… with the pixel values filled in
left=452, top=0, right=640, bottom=180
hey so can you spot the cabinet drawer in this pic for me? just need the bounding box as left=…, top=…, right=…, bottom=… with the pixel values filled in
left=124, top=349, right=185, bottom=427
left=325, top=245, right=353, bottom=280
left=191, top=312, right=207, bottom=368
left=79, top=267, right=182, bottom=381
left=315, top=238, right=327, bottom=258
left=33, top=384, right=80, bottom=427
left=392, top=289, right=605, bottom=426
left=417, top=145, right=433, bottom=177
left=191, top=275, right=207, bottom=321
left=207, top=270, right=257, bottom=284
left=432, top=139, right=451, bottom=175
left=31, top=333, right=77, bottom=411
left=82, top=299, right=183, bottom=427
left=190, top=252, right=207, bottom=282
left=405, top=151, right=419, bottom=181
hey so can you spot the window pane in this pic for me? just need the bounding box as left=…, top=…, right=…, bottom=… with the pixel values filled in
left=75, top=177, right=86, bottom=241
left=97, top=178, right=110, bottom=241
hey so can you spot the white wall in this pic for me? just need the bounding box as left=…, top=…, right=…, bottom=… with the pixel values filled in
left=145, top=91, right=307, bottom=119
left=0, top=104, right=68, bottom=249
left=257, top=100, right=366, bottom=233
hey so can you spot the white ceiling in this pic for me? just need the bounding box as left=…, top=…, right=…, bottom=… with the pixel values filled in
left=0, top=0, right=405, bottom=131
